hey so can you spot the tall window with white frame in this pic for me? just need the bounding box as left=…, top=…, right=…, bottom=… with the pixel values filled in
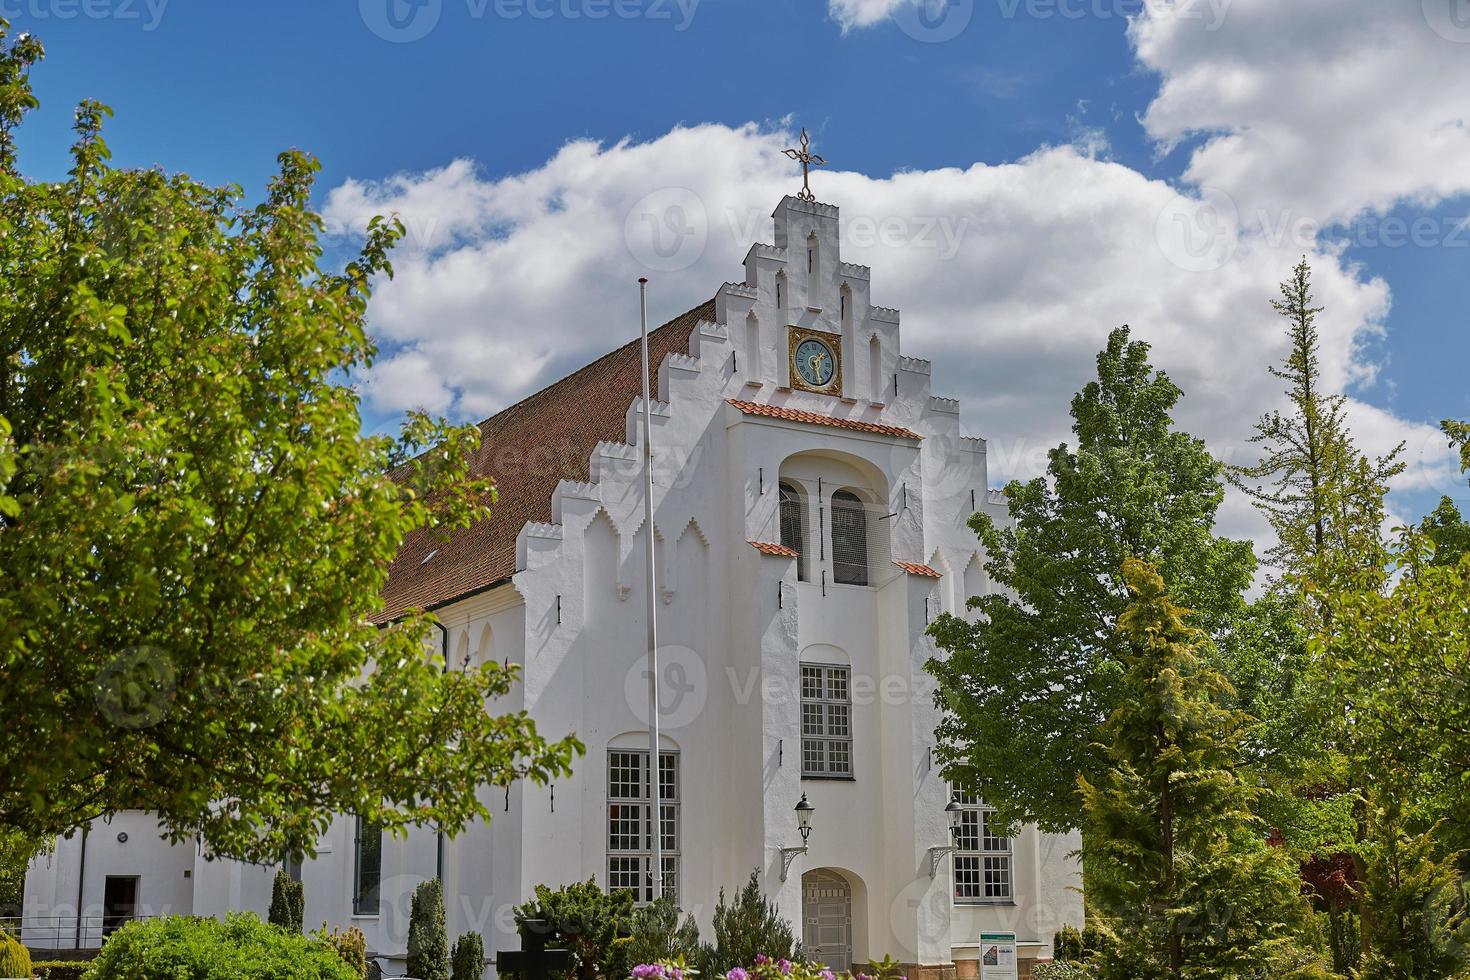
left=607, top=749, right=679, bottom=904
left=801, top=664, right=852, bottom=777
left=352, top=816, right=382, bottom=916
left=951, top=789, right=1013, bottom=903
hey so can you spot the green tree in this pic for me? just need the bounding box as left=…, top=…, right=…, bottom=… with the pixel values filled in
left=929, top=326, right=1255, bottom=832
left=408, top=879, right=451, bottom=980
left=513, top=880, right=635, bottom=980
left=1356, top=801, right=1469, bottom=979
left=269, top=870, right=305, bottom=933
left=451, top=932, right=486, bottom=980
left=1417, top=496, right=1470, bottom=567
left=626, top=897, right=701, bottom=966
left=1229, top=258, right=1403, bottom=593
left=1079, top=561, right=1315, bottom=979
left=700, top=870, right=797, bottom=974
left=0, top=24, right=580, bottom=862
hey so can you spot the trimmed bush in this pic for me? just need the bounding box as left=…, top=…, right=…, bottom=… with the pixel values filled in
left=1053, top=925, right=1085, bottom=963
left=81, top=912, right=357, bottom=979
left=407, top=879, right=451, bottom=980
left=270, top=870, right=305, bottom=933
left=33, top=963, right=87, bottom=980
left=318, top=923, right=368, bottom=979
left=0, top=932, right=30, bottom=979
left=452, top=931, right=486, bottom=980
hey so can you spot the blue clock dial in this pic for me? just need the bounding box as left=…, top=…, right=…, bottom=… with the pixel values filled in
left=795, top=338, right=837, bottom=388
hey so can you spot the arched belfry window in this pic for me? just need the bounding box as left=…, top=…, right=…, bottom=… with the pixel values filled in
left=830, top=490, right=868, bottom=586
left=779, top=482, right=807, bottom=582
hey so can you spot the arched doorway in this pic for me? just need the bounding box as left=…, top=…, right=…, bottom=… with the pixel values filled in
left=802, top=870, right=852, bottom=971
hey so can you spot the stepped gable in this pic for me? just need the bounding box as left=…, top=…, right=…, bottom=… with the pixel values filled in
left=377, top=298, right=716, bottom=622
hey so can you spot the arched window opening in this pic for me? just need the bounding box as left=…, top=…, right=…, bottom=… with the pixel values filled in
left=779, top=482, right=807, bottom=582
left=830, top=490, right=868, bottom=586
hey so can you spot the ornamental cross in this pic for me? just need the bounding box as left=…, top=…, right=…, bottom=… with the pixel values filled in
left=783, top=128, right=827, bottom=203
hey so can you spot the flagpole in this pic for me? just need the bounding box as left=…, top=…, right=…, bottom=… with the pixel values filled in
left=639, top=277, right=664, bottom=902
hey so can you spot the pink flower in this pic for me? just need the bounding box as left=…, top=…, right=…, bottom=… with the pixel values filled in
left=727, top=970, right=750, bottom=980
left=779, top=960, right=794, bottom=975
left=755, top=955, right=770, bottom=966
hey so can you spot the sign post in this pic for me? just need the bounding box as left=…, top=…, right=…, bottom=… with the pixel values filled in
left=978, top=932, right=1018, bottom=980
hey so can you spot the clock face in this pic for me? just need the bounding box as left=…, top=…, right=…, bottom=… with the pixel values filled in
left=794, top=337, right=837, bottom=389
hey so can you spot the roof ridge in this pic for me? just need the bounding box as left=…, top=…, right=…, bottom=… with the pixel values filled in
left=475, top=298, right=716, bottom=433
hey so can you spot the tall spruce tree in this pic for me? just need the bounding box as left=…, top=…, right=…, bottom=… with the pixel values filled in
left=1079, top=561, right=1314, bottom=980
left=929, top=326, right=1254, bottom=832
left=1229, top=258, right=1403, bottom=595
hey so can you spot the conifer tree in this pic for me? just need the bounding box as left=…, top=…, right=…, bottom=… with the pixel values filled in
left=1356, top=801, right=1470, bottom=979
left=1229, top=257, right=1402, bottom=597
left=407, top=878, right=451, bottom=980
left=268, top=869, right=304, bottom=933
left=1079, top=560, right=1312, bottom=979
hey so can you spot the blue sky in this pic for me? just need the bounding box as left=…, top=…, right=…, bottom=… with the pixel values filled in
left=11, top=0, right=1470, bottom=537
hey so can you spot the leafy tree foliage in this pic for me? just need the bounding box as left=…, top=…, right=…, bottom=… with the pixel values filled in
left=268, top=870, right=305, bottom=933
left=514, top=879, right=635, bottom=980
left=408, top=879, right=451, bottom=980
left=1418, top=496, right=1470, bottom=567
left=1079, top=561, right=1315, bottom=979
left=0, top=23, right=580, bottom=862
left=929, top=326, right=1254, bottom=832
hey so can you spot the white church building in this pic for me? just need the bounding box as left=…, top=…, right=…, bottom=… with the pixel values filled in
left=25, top=191, right=1083, bottom=978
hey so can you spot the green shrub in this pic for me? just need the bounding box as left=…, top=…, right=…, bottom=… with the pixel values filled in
left=317, top=923, right=367, bottom=979
left=408, top=879, right=451, bottom=980
left=514, top=879, right=636, bottom=980
left=1033, top=963, right=1094, bottom=980
left=1053, top=925, right=1085, bottom=963
left=699, top=870, right=797, bottom=975
left=0, top=932, right=30, bottom=978
left=81, top=912, right=356, bottom=979
left=32, top=962, right=88, bottom=980
left=625, top=898, right=700, bottom=967
left=269, top=870, right=305, bottom=933
left=452, top=932, right=486, bottom=980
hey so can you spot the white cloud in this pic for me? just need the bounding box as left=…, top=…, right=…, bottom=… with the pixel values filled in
left=827, top=0, right=911, bottom=30
left=322, top=120, right=1463, bottom=556
left=1133, top=0, right=1470, bottom=227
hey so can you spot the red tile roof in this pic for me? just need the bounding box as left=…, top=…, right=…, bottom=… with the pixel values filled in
left=892, top=560, right=943, bottom=578
left=749, top=540, right=800, bottom=558
left=377, top=299, right=715, bottom=622
left=726, top=399, right=922, bottom=440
